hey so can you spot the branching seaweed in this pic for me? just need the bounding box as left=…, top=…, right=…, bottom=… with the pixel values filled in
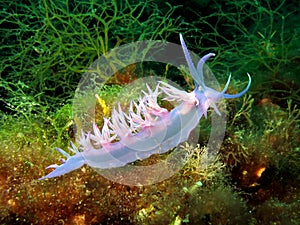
left=187, top=0, right=299, bottom=77
left=0, top=0, right=184, bottom=112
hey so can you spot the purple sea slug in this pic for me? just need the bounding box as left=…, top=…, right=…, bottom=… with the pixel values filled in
left=39, top=34, right=251, bottom=180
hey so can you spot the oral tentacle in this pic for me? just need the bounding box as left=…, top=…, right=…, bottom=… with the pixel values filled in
left=223, top=73, right=252, bottom=99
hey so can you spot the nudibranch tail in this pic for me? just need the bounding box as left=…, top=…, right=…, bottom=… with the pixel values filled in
left=39, top=145, right=85, bottom=180
left=39, top=34, right=251, bottom=180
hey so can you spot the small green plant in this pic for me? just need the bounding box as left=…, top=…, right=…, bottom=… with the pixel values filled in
left=0, top=78, right=73, bottom=145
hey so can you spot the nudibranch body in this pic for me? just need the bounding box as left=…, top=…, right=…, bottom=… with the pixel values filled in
left=39, top=34, right=251, bottom=180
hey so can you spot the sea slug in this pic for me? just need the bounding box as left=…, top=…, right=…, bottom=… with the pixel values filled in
left=39, top=34, right=251, bottom=180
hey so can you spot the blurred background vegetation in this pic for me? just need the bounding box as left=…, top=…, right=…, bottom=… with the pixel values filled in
left=0, top=0, right=299, bottom=224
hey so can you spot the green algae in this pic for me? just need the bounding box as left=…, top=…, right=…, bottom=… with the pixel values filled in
left=0, top=0, right=183, bottom=112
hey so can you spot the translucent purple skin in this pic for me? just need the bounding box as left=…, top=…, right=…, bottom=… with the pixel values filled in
left=39, top=34, right=251, bottom=180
